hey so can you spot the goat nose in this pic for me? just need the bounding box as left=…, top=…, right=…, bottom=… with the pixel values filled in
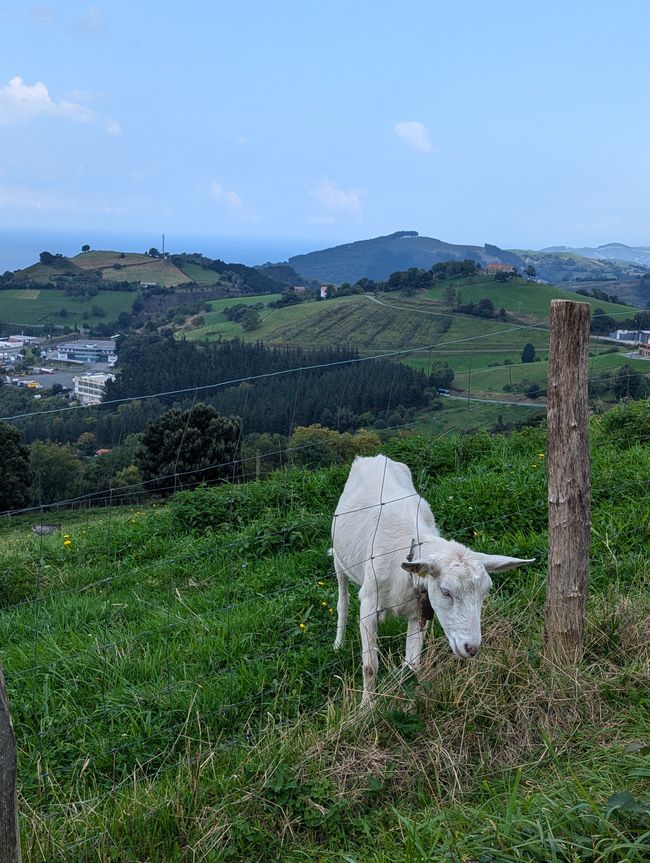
left=464, top=642, right=479, bottom=657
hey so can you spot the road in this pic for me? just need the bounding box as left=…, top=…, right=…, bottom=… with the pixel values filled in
left=444, top=394, right=545, bottom=409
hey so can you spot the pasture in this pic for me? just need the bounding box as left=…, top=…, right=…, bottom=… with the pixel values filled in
left=1, top=402, right=649, bottom=861
left=0, top=288, right=136, bottom=329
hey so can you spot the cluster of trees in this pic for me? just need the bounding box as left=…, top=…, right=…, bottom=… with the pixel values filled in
left=9, top=336, right=430, bottom=450
left=576, top=285, right=629, bottom=306
left=590, top=308, right=650, bottom=335
left=222, top=303, right=264, bottom=330
left=0, top=404, right=387, bottom=512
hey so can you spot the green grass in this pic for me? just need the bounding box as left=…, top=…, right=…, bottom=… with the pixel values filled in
left=176, top=261, right=226, bottom=285
left=1, top=402, right=649, bottom=860
left=420, top=276, right=634, bottom=319
left=0, top=288, right=137, bottom=328
left=452, top=350, right=650, bottom=395
left=73, top=250, right=191, bottom=287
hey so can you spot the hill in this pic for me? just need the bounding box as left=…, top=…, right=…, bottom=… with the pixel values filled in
left=287, top=231, right=523, bottom=283
left=74, top=250, right=191, bottom=287
left=543, top=241, right=650, bottom=268
left=2, top=403, right=649, bottom=860
left=515, top=248, right=649, bottom=284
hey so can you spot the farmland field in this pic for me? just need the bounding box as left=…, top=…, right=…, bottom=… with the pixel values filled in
left=0, top=288, right=136, bottom=328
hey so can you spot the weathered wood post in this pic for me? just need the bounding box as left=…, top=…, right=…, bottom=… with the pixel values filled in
left=544, top=299, right=591, bottom=663
left=0, top=661, right=21, bottom=863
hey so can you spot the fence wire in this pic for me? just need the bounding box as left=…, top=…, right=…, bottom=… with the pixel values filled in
left=0, top=309, right=648, bottom=859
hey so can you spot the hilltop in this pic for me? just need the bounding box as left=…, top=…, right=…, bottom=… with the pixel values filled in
left=287, top=231, right=522, bottom=283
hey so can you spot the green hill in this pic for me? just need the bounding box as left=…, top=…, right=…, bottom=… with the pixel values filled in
left=288, top=231, right=523, bottom=283
left=2, top=403, right=648, bottom=860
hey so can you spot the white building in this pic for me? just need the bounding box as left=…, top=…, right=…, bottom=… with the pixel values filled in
left=57, top=340, right=117, bottom=364
left=73, top=373, right=116, bottom=405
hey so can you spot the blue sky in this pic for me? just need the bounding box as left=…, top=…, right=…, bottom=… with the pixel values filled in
left=1, top=0, right=650, bottom=258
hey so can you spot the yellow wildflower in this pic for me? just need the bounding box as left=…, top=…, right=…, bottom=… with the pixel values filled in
left=299, top=623, right=306, bottom=630
left=317, top=581, right=325, bottom=586
left=63, top=539, right=72, bottom=547
left=321, top=601, right=327, bottom=607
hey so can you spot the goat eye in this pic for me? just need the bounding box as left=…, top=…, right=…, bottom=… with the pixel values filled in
left=440, top=588, right=452, bottom=599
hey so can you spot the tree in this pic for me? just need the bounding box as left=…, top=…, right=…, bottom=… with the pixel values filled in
left=524, top=264, right=537, bottom=280
left=147, top=247, right=161, bottom=258
left=521, top=342, right=537, bottom=363
left=81, top=244, right=90, bottom=253
left=29, top=441, right=83, bottom=505
left=429, top=362, right=455, bottom=390
left=0, top=423, right=30, bottom=511
left=136, top=403, right=241, bottom=493
left=240, top=308, right=262, bottom=331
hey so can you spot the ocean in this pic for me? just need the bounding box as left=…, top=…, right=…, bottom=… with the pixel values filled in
left=0, top=228, right=324, bottom=273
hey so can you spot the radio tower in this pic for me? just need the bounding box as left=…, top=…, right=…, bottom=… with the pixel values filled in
left=162, top=233, right=165, bottom=258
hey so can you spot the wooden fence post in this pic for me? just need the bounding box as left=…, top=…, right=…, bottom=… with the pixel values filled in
left=0, top=660, right=21, bottom=863
left=544, top=299, right=591, bottom=663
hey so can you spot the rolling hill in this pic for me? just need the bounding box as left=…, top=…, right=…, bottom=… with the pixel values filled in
left=287, top=231, right=523, bottom=283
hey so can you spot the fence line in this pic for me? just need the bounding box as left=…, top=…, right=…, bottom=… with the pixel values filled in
left=0, top=317, right=648, bottom=858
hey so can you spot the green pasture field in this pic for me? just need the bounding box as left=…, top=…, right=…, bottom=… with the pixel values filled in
left=420, top=276, right=634, bottom=319
left=1, top=402, right=649, bottom=861
left=74, top=250, right=153, bottom=268
left=99, top=260, right=190, bottom=287
left=176, top=261, right=225, bottom=284
left=182, top=294, right=283, bottom=339
left=452, top=349, right=650, bottom=395
left=0, top=288, right=136, bottom=328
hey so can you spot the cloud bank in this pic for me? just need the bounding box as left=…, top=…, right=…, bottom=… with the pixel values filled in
left=0, top=76, right=96, bottom=125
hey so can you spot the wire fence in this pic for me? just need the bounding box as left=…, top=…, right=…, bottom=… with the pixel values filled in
left=0, top=303, right=649, bottom=858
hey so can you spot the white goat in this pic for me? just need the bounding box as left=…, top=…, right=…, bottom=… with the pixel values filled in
left=330, top=455, right=534, bottom=704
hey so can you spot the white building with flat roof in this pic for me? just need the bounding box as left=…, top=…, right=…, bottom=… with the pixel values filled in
left=73, top=373, right=115, bottom=405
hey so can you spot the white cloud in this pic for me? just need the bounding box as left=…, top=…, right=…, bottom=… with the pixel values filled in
left=209, top=181, right=258, bottom=220
left=310, top=177, right=363, bottom=216
left=393, top=120, right=433, bottom=153
left=0, top=76, right=95, bottom=125
left=104, top=118, right=122, bottom=136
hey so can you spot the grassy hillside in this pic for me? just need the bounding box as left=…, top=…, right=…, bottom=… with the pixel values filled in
left=74, top=250, right=191, bottom=287
left=182, top=280, right=649, bottom=403
left=12, top=257, right=84, bottom=283
left=421, top=275, right=634, bottom=318
left=0, top=287, right=137, bottom=328
left=1, top=402, right=649, bottom=861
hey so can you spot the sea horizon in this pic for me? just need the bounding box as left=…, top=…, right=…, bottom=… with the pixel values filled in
left=0, top=228, right=328, bottom=273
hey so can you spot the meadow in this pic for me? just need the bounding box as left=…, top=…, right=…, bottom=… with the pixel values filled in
left=1, top=400, right=648, bottom=861
left=0, top=288, right=137, bottom=329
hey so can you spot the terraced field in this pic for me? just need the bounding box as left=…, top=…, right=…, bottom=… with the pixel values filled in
left=74, top=250, right=191, bottom=287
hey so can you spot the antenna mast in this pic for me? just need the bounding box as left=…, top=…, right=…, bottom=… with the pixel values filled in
left=162, top=233, right=165, bottom=257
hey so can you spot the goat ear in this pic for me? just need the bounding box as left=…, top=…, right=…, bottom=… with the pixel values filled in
left=401, top=558, right=441, bottom=577
left=401, top=558, right=429, bottom=576
left=473, top=553, right=535, bottom=572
